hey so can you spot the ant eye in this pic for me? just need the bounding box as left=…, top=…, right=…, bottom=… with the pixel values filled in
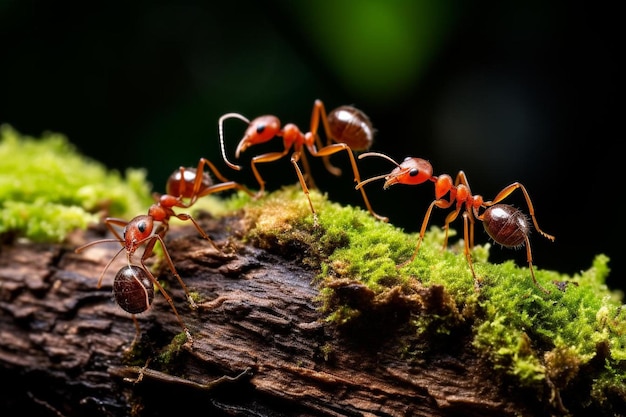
left=409, top=168, right=419, bottom=177
left=137, top=220, right=147, bottom=233
left=256, top=123, right=266, bottom=134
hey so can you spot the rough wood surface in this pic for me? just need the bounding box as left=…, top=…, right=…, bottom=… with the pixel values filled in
left=0, top=210, right=550, bottom=417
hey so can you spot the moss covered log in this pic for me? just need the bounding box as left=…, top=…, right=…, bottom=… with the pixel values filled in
left=0, top=127, right=624, bottom=416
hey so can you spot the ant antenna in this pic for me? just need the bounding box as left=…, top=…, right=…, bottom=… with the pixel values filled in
left=359, top=151, right=401, bottom=166
left=355, top=152, right=401, bottom=190
left=218, top=113, right=250, bottom=171
left=75, top=237, right=126, bottom=288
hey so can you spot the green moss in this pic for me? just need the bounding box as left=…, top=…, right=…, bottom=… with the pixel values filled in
left=0, top=124, right=153, bottom=242
left=228, top=184, right=625, bottom=411
left=157, top=332, right=189, bottom=365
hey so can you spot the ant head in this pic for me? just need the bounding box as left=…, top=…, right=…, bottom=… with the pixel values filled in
left=383, top=157, right=434, bottom=189
left=356, top=152, right=432, bottom=190
left=236, top=115, right=281, bottom=157
left=123, top=215, right=155, bottom=251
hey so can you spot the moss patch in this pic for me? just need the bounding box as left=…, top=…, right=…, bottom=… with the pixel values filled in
left=0, top=124, right=153, bottom=243
left=228, top=184, right=625, bottom=413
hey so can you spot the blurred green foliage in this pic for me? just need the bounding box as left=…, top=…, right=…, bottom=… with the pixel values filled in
left=0, top=125, right=153, bottom=242
left=283, top=1, right=455, bottom=100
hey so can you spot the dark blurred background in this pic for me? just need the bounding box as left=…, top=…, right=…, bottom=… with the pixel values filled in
left=1, top=1, right=622, bottom=291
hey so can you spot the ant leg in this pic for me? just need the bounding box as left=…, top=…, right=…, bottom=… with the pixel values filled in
left=196, top=181, right=256, bottom=200
left=128, top=314, right=142, bottom=349
left=450, top=172, right=481, bottom=248
left=141, top=236, right=197, bottom=310
left=485, top=182, right=555, bottom=242
left=299, top=151, right=318, bottom=190
left=309, top=99, right=342, bottom=177
left=452, top=207, right=476, bottom=249
left=141, top=263, right=193, bottom=343
left=170, top=166, right=191, bottom=201
left=192, top=158, right=256, bottom=200
left=397, top=200, right=437, bottom=268
left=522, top=234, right=550, bottom=294
left=289, top=151, right=318, bottom=225
left=468, top=213, right=476, bottom=249
left=462, top=212, right=481, bottom=291
left=398, top=196, right=456, bottom=268
left=249, top=150, right=290, bottom=199
left=441, top=207, right=462, bottom=250
left=309, top=142, right=388, bottom=222
left=173, top=212, right=220, bottom=252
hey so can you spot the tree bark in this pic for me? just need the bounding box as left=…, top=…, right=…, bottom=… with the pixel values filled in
left=1, top=210, right=550, bottom=417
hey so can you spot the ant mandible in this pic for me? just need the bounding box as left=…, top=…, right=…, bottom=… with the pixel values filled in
left=356, top=152, right=555, bottom=293
left=218, top=99, right=388, bottom=223
left=75, top=157, right=253, bottom=341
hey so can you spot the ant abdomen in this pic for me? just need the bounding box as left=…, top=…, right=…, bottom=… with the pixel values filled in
left=166, top=167, right=213, bottom=199
left=327, top=105, right=374, bottom=151
left=482, top=204, right=530, bottom=248
left=113, top=265, right=154, bottom=314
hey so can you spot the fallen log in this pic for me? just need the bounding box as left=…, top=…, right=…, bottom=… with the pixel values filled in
left=0, top=206, right=550, bottom=417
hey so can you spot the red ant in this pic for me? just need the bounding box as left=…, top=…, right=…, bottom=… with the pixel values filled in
left=218, top=99, right=388, bottom=223
left=75, top=157, right=253, bottom=341
left=356, top=152, right=555, bottom=293
left=75, top=195, right=207, bottom=341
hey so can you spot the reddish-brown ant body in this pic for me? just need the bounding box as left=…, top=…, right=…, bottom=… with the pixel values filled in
left=356, top=152, right=554, bottom=293
left=482, top=204, right=531, bottom=249
left=165, top=157, right=254, bottom=206
left=75, top=157, right=253, bottom=341
left=114, top=264, right=154, bottom=315
left=112, top=264, right=164, bottom=346
left=75, top=195, right=206, bottom=341
left=218, top=99, right=387, bottom=223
